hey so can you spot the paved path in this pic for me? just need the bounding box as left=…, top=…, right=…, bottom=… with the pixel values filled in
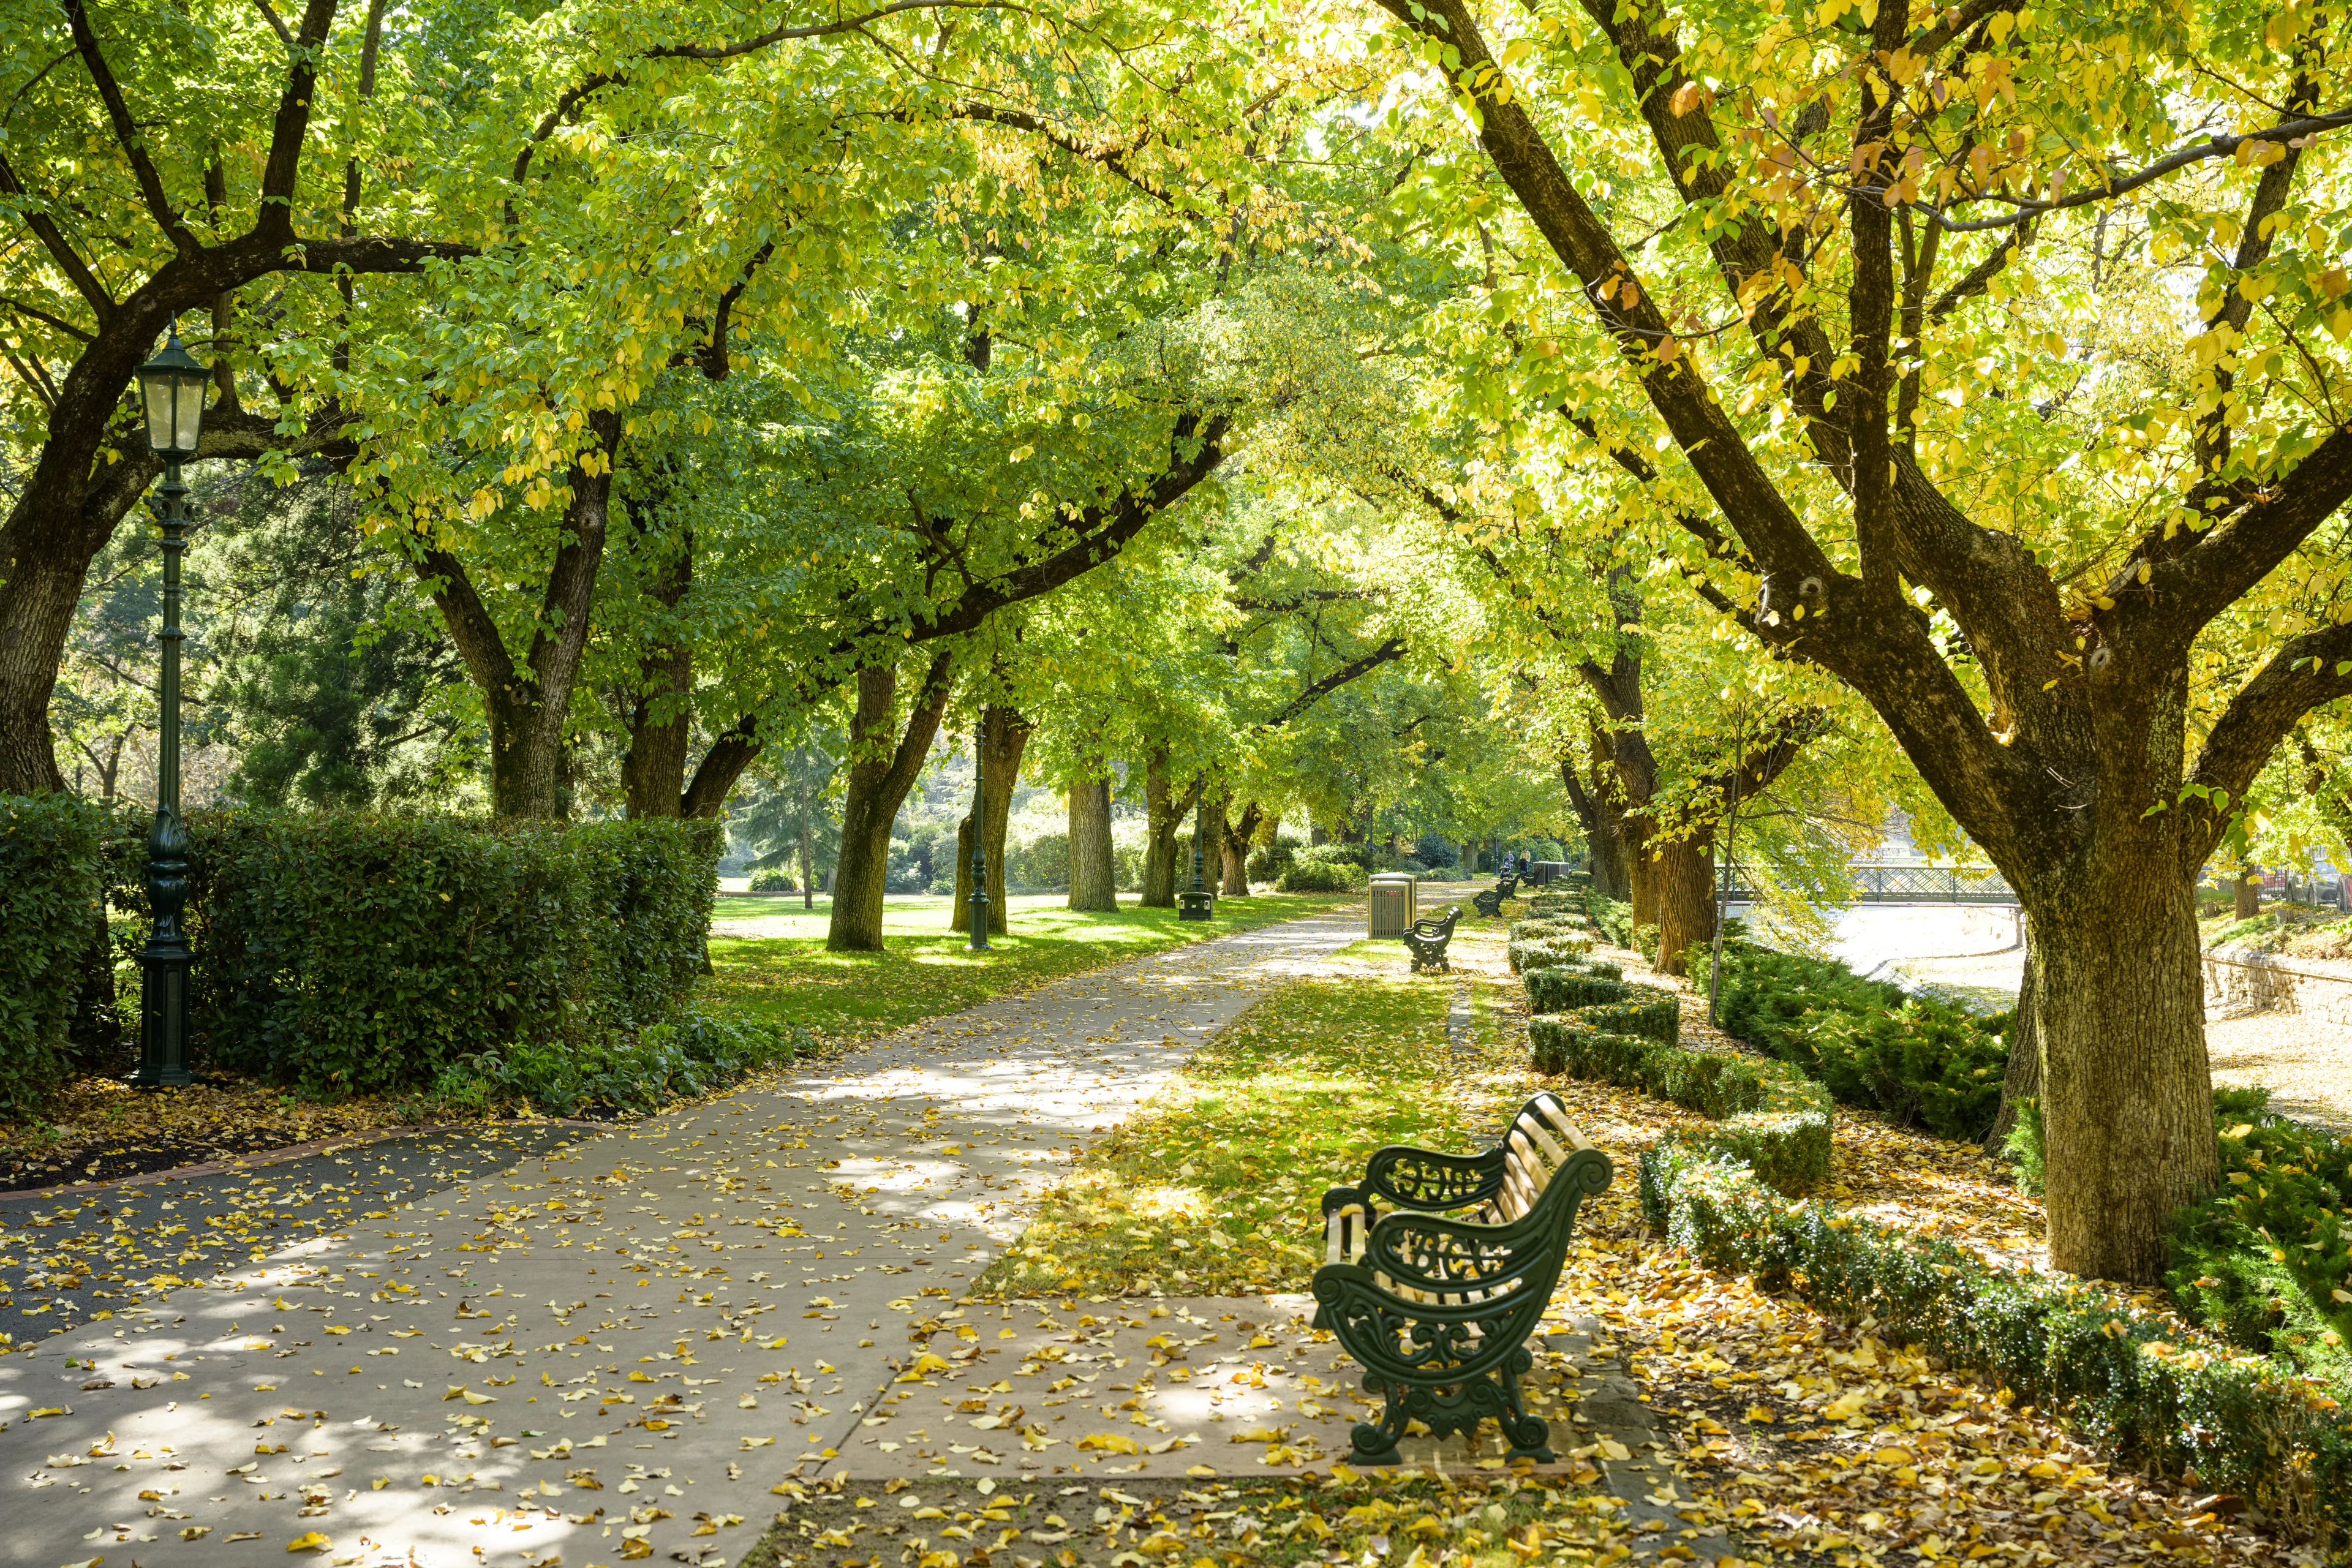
left=0, top=911, right=1360, bottom=1568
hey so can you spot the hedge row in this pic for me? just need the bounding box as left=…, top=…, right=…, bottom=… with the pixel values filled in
left=0, top=793, right=111, bottom=1114
left=1541, top=1023, right=1833, bottom=1193
left=2, top=802, right=742, bottom=1108
left=1640, top=1144, right=2352, bottom=1542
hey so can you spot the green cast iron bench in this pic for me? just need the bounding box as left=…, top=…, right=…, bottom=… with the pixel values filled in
left=1400, top=905, right=1462, bottom=973
left=1311, top=1091, right=1612, bottom=1465
left=1472, top=873, right=1520, bottom=919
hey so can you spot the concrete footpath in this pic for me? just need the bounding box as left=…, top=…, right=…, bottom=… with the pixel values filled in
left=0, top=911, right=1359, bottom=1568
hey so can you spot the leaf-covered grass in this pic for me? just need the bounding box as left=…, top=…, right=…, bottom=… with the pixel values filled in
left=705, top=892, right=1352, bottom=1039
left=973, top=970, right=1522, bottom=1300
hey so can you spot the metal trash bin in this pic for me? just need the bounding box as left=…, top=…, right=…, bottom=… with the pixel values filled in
left=1368, top=872, right=1417, bottom=937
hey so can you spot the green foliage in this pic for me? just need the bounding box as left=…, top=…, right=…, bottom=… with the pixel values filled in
left=1586, top=894, right=1635, bottom=948
left=1640, top=1148, right=2352, bottom=1540
left=2167, top=1087, right=2352, bottom=1382
left=747, top=866, right=798, bottom=894
left=1276, top=858, right=1366, bottom=893
left=1506, top=935, right=1593, bottom=974
left=1710, top=944, right=2010, bottom=1143
left=190, top=812, right=718, bottom=1098
left=0, top=794, right=111, bottom=1113
left=1534, top=1019, right=1830, bottom=1194
left=1522, top=967, right=1629, bottom=1014
left=428, top=1003, right=814, bottom=1119
left=2005, top=1096, right=2047, bottom=1197
left=1576, top=990, right=1681, bottom=1046
left=1246, top=835, right=1302, bottom=884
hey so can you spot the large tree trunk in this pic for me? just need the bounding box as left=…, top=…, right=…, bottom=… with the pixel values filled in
left=2234, top=870, right=2260, bottom=920
left=2030, top=857, right=2215, bottom=1282
left=826, top=654, right=957, bottom=953
left=620, top=529, right=693, bottom=819
left=951, top=706, right=1030, bottom=935
left=1068, top=774, right=1117, bottom=911
left=1220, top=799, right=1262, bottom=895
left=799, top=818, right=816, bottom=911
left=1624, top=814, right=1656, bottom=934
left=1648, top=830, right=1716, bottom=976
left=1196, top=791, right=1232, bottom=897
left=1559, top=747, right=1631, bottom=900
left=1139, top=750, right=1202, bottom=908
left=1983, top=928, right=2039, bottom=1154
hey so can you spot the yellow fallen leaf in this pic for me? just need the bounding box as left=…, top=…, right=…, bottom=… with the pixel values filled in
left=1596, top=1438, right=1631, bottom=1461
left=1229, top=1425, right=1288, bottom=1444
left=1077, top=1432, right=1142, bottom=1453
left=741, top=1436, right=775, bottom=1449
left=182, top=1526, right=213, bottom=1540
left=461, top=1391, right=496, bottom=1405
left=287, top=1531, right=332, bottom=1553
left=1744, top=1404, right=1776, bottom=1423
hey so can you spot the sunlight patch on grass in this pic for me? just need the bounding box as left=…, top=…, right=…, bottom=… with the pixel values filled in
left=973, top=974, right=1525, bottom=1300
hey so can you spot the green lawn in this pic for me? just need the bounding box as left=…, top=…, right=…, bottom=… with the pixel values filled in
left=970, top=968, right=1525, bottom=1300
left=703, top=891, right=1354, bottom=1040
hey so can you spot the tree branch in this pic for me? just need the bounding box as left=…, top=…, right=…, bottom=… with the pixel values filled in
left=2184, top=618, right=2352, bottom=868
left=62, top=0, right=196, bottom=256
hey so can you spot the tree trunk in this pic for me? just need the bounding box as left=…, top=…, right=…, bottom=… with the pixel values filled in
left=420, top=409, right=622, bottom=820
left=620, top=526, right=693, bottom=819
left=1197, top=791, right=1232, bottom=897
left=1068, top=774, right=1117, bottom=911
left=1559, top=748, right=1631, bottom=900
left=951, top=705, right=1030, bottom=935
left=2235, top=870, right=2260, bottom=919
left=1624, top=813, right=1656, bottom=935
left=1648, top=830, right=1716, bottom=976
left=1220, top=799, right=1262, bottom=895
left=1983, top=927, right=2038, bottom=1154
left=826, top=654, right=957, bottom=953
left=2030, top=857, right=2217, bottom=1282
left=800, top=818, right=815, bottom=911
left=1139, top=749, right=1202, bottom=908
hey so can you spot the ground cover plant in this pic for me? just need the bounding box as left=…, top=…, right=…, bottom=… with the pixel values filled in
left=709, top=892, right=1351, bottom=1041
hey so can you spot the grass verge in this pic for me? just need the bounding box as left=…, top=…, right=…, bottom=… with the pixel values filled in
left=971, top=968, right=1521, bottom=1300
left=707, top=892, right=1353, bottom=1040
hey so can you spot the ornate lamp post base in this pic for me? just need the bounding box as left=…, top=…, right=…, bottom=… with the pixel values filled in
left=1178, top=889, right=1215, bottom=921
left=131, top=938, right=197, bottom=1087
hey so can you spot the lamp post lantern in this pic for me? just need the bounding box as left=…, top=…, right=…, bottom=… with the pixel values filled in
left=1178, top=772, right=1214, bottom=922
left=129, top=325, right=209, bottom=1088
left=967, top=715, right=991, bottom=952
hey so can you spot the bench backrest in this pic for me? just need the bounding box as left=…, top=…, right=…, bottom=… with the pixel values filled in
left=1487, top=1093, right=1595, bottom=1225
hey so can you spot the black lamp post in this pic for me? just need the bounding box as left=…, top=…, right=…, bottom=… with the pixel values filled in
left=967, top=715, right=990, bottom=952
left=1178, top=772, right=1214, bottom=921
left=128, top=325, right=209, bottom=1088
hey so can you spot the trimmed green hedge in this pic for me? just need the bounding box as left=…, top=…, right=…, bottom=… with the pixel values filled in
left=1507, top=936, right=1594, bottom=974
left=189, top=811, right=718, bottom=1097
left=1532, top=1020, right=1831, bottom=1193
left=0, top=793, right=111, bottom=1113
left=1509, top=916, right=1579, bottom=942
left=1525, top=967, right=1632, bottom=1014
left=1275, top=858, right=1366, bottom=892
left=1640, top=1145, right=2352, bottom=1541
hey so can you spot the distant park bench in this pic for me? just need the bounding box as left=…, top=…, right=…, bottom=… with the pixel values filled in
left=1472, top=873, right=1520, bottom=918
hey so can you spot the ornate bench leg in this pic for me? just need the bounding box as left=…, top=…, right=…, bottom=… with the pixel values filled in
left=1494, top=1349, right=1553, bottom=1463
left=1351, top=1373, right=1409, bottom=1466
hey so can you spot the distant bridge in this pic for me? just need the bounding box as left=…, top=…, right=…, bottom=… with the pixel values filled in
left=1725, top=864, right=2018, bottom=907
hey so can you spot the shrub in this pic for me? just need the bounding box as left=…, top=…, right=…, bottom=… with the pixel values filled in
left=429, top=1001, right=815, bottom=1118
left=1640, top=1146, right=2352, bottom=1541
left=1530, top=1019, right=1830, bottom=1194
left=190, top=811, right=718, bottom=1098
left=1010, top=831, right=1069, bottom=888
left=1523, top=967, right=1629, bottom=1014
left=0, top=793, right=113, bottom=1112
left=1276, top=858, right=1365, bottom=893
left=1507, top=935, right=1593, bottom=974
left=1297, top=842, right=1376, bottom=870
left=1587, top=894, right=1635, bottom=948
left=1577, top=986, right=1681, bottom=1044
left=1706, top=943, right=2010, bottom=1144
left=1509, top=917, right=1579, bottom=942
left=747, top=864, right=797, bottom=893
left=1247, top=835, right=1301, bottom=884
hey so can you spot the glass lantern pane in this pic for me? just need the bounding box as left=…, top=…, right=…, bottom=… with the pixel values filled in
left=173, top=375, right=205, bottom=453
left=141, top=377, right=174, bottom=452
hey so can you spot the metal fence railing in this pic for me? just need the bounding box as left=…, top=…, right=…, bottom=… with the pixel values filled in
left=1724, top=864, right=2017, bottom=905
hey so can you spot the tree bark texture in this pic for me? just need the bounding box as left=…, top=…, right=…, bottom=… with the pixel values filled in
left=952, top=705, right=1031, bottom=935
left=826, top=654, right=957, bottom=953
left=1139, top=749, right=1202, bottom=908
left=1648, top=830, right=1717, bottom=975
left=1983, top=930, right=2040, bottom=1155
left=1559, top=747, right=1631, bottom=900
left=620, top=524, right=693, bottom=819
left=1220, top=798, right=1264, bottom=895
left=1067, top=774, right=1118, bottom=911
left=2235, top=871, right=2260, bottom=920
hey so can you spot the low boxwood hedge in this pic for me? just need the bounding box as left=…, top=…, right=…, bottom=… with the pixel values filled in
left=1524, top=966, right=1635, bottom=1014
left=1531, top=1017, right=1830, bottom=1194
left=1508, top=935, right=1594, bottom=974
left=1640, top=1144, right=2352, bottom=1541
